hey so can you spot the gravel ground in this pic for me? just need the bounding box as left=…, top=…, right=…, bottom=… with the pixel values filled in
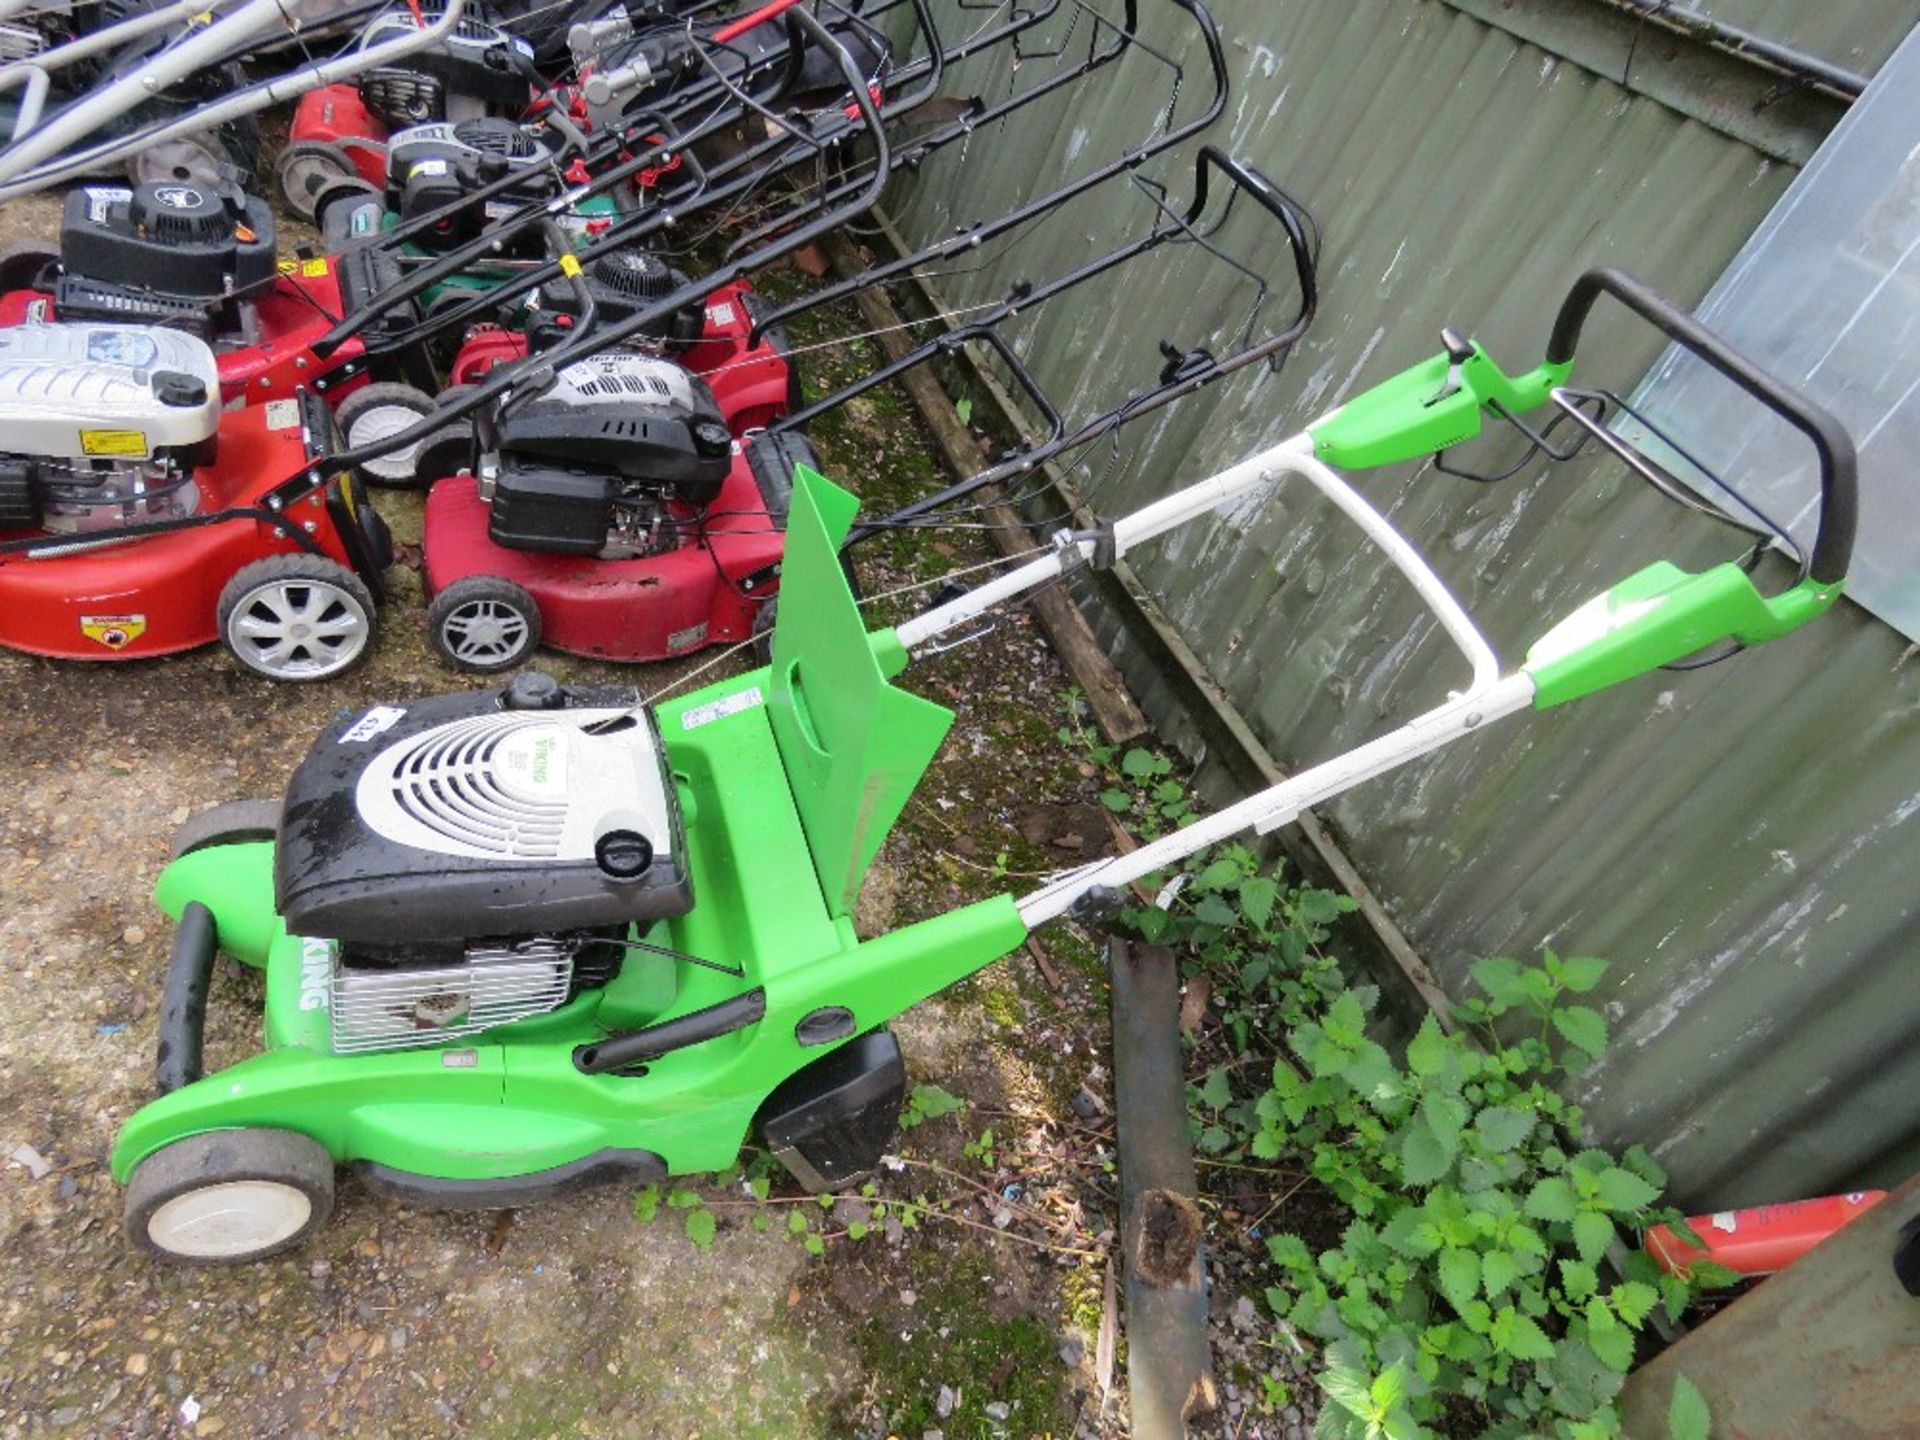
left=0, top=181, right=1322, bottom=1439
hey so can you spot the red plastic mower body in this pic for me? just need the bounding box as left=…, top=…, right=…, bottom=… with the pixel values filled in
left=0, top=403, right=380, bottom=662
left=423, top=454, right=781, bottom=663
left=425, top=276, right=807, bottom=665
left=289, top=85, right=392, bottom=189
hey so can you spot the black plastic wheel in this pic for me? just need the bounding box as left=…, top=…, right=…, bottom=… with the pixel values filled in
left=217, top=555, right=377, bottom=683
left=335, top=382, right=438, bottom=489
left=428, top=575, right=543, bottom=673
left=169, top=800, right=282, bottom=862
left=411, top=384, right=479, bottom=487
left=0, top=244, right=58, bottom=294
left=749, top=597, right=779, bottom=668
left=125, top=1130, right=335, bottom=1265
left=274, top=139, right=357, bottom=224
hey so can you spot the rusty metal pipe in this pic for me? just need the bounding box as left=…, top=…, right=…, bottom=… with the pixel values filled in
left=1108, top=938, right=1216, bottom=1438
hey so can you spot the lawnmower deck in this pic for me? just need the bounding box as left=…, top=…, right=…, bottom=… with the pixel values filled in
left=0, top=402, right=359, bottom=661
left=114, top=643, right=1024, bottom=1189
left=422, top=462, right=784, bottom=662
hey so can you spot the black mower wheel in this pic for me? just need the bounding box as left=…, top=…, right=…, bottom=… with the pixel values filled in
left=335, top=382, right=438, bottom=489
left=428, top=576, right=543, bottom=673
left=0, top=244, right=58, bottom=294
left=170, top=800, right=281, bottom=862
left=749, top=598, right=779, bottom=668
left=274, top=139, right=358, bottom=224
left=125, top=1129, right=335, bottom=1265
left=748, top=556, right=861, bottom=667
left=411, top=384, right=479, bottom=487
left=218, top=555, right=377, bottom=683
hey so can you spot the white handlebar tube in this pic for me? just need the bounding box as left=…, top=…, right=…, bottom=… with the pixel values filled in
left=0, top=0, right=470, bottom=197
left=893, top=434, right=1535, bottom=930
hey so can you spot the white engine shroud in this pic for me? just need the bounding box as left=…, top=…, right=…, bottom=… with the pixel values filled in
left=548, top=352, right=704, bottom=411
left=0, top=324, right=221, bottom=460
left=353, top=708, right=677, bottom=864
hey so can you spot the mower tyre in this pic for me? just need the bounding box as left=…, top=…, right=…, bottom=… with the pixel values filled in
left=125, top=1129, right=334, bottom=1265
left=411, top=384, right=478, bottom=486
left=749, top=555, right=862, bottom=665
left=0, top=244, right=57, bottom=294
left=170, top=800, right=282, bottom=861
left=336, top=382, right=438, bottom=488
left=428, top=576, right=542, bottom=673
left=218, top=555, right=377, bottom=683
left=274, top=139, right=358, bottom=223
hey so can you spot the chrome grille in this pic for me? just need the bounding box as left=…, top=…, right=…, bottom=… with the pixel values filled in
left=329, top=939, right=574, bottom=1053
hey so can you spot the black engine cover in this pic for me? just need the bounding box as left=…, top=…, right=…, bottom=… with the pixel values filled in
left=60, top=181, right=275, bottom=302
left=276, top=682, right=693, bottom=945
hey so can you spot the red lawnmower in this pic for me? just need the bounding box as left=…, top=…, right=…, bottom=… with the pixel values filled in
left=0, top=323, right=390, bottom=680
left=0, top=22, right=892, bottom=683
left=412, top=138, right=1315, bottom=674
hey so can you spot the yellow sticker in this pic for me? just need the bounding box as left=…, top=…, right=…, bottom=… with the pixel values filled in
left=80, top=614, right=147, bottom=650
left=277, top=258, right=299, bottom=275
left=301, top=258, right=330, bottom=278
left=80, top=429, right=147, bottom=457
left=558, top=253, right=583, bottom=278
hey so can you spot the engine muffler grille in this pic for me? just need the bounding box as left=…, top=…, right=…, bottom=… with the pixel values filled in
left=329, top=940, right=574, bottom=1053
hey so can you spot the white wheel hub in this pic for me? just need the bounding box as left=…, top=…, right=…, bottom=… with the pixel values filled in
left=443, top=599, right=529, bottom=664
left=146, top=1180, right=313, bottom=1259
left=351, top=405, right=427, bottom=481
left=230, top=579, right=369, bottom=679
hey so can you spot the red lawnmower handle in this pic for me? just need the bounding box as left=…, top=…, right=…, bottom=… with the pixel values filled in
left=715, top=0, right=808, bottom=46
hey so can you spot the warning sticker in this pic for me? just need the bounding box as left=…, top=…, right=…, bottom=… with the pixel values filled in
left=84, top=187, right=130, bottom=225
left=277, top=258, right=299, bottom=275
left=79, top=429, right=148, bottom=457
left=706, top=302, right=737, bottom=330
left=263, top=398, right=301, bottom=430
left=80, top=614, right=146, bottom=650
left=680, top=686, right=764, bottom=732
left=301, top=257, right=330, bottom=279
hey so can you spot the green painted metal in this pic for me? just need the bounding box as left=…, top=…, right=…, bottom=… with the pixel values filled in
left=154, top=843, right=278, bottom=969
left=1308, top=348, right=1572, bottom=469
left=113, top=471, right=1032, bottom=1188
left=882, top=0, right=1920, bottom=1205
left=763, top=465, right=953, bottom=918
left=1524, top=564, right=1843, bottom=708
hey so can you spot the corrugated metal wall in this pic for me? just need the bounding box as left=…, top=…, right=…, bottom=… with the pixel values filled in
left=885, top=0, right=1920, bottom=1206
left=1674, top=0, right=1913, bottom=73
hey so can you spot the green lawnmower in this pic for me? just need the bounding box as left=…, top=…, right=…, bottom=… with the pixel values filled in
left=112, top=269, right=1855, bottom=1262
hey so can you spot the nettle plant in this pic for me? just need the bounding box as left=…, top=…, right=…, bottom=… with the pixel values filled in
left=1063, top=696, right=1718, bottom=1437
left=1258, top=954, right=1721, bottom=1440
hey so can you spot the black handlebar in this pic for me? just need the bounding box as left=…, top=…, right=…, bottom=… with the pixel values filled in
left=1548, top=267, right=1856, bottom=586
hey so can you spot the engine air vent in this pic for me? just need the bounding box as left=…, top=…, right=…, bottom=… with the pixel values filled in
left=592, top=251, right=678, bottom=300
left=451, top=118, right=541, bottom=162
left=362, top=713, right=574, bottom=860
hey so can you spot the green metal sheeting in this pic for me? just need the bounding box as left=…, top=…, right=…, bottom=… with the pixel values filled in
left=886, top=0, right=1920, bottom=1205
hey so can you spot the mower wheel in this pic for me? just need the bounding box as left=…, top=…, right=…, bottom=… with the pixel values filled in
left=170, top=800, right=282, bottom=861
left=749, top=598, right=779, bottom=668
left=274, top=139, right=357, bottom=223
left=125, top=1129, right=334, bottom=1265
left=749, top=553, right=861, bottom=666
left=0, top=244, right=57, bottom=294
left=218, top=555, right=377, bottom=683
left=336, top=383, right=438, bottom=488
left=412, top=384, right=478, bottom=486
left=428, top=576, right=542, bottom=673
